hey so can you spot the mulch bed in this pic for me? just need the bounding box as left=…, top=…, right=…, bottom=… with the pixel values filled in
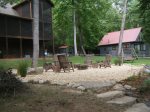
left=119, top=73, right=150, bottom=102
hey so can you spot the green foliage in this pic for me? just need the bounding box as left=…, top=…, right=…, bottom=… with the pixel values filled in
left=0, top=0, right=21, bottom=7
left=17, top=61, right=28, bottom=77
left=114, top=57, right=122, bottom=65
left=140, top=78, right=150, bottom=93
left=126, top=75, right=137, bottom=81
left=0, top=69, right=27, bottom=96
left=139, top=0, right=150, bottom=44
left=0, top=57, right=150, bottom=69
left=126, top=0, right=142, bottom=28
left=0, top=63, right=7, bottom=72
left=53, top=0, right=121, bottom=51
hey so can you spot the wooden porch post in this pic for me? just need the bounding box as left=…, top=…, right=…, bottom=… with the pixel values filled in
left=19, top=20, right=23, bottom=58
left=20, top=38, right=23, bottom=58
left=5, top=16, right=8, bottom=57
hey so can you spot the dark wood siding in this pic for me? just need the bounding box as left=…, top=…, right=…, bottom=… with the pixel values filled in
left=21, top=19, right=32, bottom=38
left=0, top=15, right=6, bottom=37
left=39, top=0, right=52, bottom=40
left=22, top=3, right=31, bottom=17
left=7, top=16, right=20, bottom=36
left=0, top=14, right=32, bottom=38
left=14, top=1, right=32, bottom=18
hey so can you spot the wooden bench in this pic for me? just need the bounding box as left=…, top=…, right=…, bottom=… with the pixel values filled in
left=123, top=56, right=135, bottom=62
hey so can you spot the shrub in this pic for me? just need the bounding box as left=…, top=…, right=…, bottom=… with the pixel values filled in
left=0, top=69, right=27, bottom=96
left=17, top=61, right=28, bottom=77
left=114, top=57, right=122, bottom=66
left=139, top=78, right=150, bottom=93
left=126, top=75, right=137, bottom=81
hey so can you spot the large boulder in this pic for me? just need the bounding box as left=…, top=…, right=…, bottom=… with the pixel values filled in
left=113, top=84, right=125, bottom=91
left=144, top=65, right=150, bottom=74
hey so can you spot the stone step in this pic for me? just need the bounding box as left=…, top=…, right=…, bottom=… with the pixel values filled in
left=96, top=91, right=124, bottom=100
left=124, top=103, right=150, bottom=112
left=62, top=89, right=83, bottom=95
left=107, top=96, right=136, bottom=106
left=77, top=81, right=116, bottom=89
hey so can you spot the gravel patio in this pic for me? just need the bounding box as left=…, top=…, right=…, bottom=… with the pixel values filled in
left=21, top=64, right=142, bottom=89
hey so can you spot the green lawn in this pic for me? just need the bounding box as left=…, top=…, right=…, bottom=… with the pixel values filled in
left=124, top=58, right=150, bottom=65
left=0, top=56, right=150, bottom=69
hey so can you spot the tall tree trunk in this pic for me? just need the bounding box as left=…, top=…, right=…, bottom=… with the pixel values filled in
left=118, top=0, right=128, bottom=57
left=32, top=0, right=39, bottom=69
left=72, top=0, right=78, bottom=56
left=76, top=8, right=86, bottom=56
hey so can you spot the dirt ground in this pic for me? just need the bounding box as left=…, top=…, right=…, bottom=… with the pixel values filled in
left=0, top=84, right=129, bottom=112
left=0, top=65, right=145, bottom=112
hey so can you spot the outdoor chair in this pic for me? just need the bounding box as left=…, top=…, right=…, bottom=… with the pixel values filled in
left=84, top=54, right=93, bottom=67
left=57, top=54, right=74, bottom=72
left=43, top=62, right=53, bottom=72
left=99, top=54, right=112, bottom=68
left=51, top=54, right=61, bottom=72
left=43, top=55, right=61, bottom=72
left=123, top=54, right=135, bottom=63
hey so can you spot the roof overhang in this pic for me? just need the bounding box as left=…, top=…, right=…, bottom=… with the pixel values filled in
left=98, top=41, right=137, bottom=47
left=0, top=6, right=33, bottom=20
left=13, top=0, right=54, bottom=9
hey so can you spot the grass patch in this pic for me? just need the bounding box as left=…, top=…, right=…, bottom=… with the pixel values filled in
left=68, top=56, right=105, bottom=64
left=124, top=58, right=150, bottom=66
left=0, top=56, right=150, bottom=69
left=0, top=58, right=52, bottom=69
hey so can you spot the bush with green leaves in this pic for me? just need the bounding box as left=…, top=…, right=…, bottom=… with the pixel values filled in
left=126, top=75, right=137, bottom=81
left=139, top=78, right=150, bottom=93
left=17, top=61, right=28, bottom=77
left=114, top=57, right=122, bottom=66
left=0, top=69, right=27, bottom=96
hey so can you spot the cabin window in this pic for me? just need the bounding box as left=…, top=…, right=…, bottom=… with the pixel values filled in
left=123, top=43, right=129, bottom=49
left=112, top=46, right=116, bottom=50
left=103, top=47, right=107, bottom=52
left=134, top=44, right=140, bottom=51
left=140, top=44, right=146, bottom=51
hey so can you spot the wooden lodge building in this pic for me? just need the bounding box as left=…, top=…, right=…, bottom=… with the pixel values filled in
left=98, top=27, right=150, bottom=57
left=0, top=0, right=53, bottom=58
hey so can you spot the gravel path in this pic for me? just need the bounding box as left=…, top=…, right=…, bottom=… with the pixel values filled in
left=22, top=64, right=142, bottom=86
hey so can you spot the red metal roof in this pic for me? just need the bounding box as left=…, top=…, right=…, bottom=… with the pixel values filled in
left=98, top=27, right=142, bottom=46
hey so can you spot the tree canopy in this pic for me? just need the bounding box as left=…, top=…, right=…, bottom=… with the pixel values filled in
left=139, top=0, right=150, bottom=44
left=52, top=0, right=122, bottom=52
left=0, top=0, right=20, bottom=7
left=1, top=0, right=149, bottom=52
